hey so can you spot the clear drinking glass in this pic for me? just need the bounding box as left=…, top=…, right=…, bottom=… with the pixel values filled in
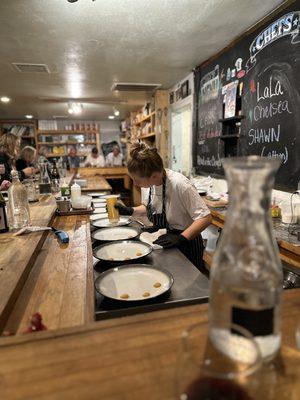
left=176, top=320, right=262, bottom=400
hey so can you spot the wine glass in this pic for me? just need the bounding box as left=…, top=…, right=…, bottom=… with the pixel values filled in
left=176, top=320, right=262, bottom=400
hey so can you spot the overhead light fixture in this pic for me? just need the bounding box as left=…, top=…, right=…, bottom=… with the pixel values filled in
left=68, top=101, right=83, bottom=115
left=113, top=107, right=120, bottom=117
left=108, top=115, right=115, bottom=120
left=1, top=96, right=11, bottom=103
left=25, top=115, right=33, bottom=119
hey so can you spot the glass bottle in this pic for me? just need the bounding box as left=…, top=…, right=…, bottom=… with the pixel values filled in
left=0, top=191, right=9, bottom=233
left=7, top=170, right=31, bottom=230
left=209, top=156, right=282, bottom=361
left=39, top=163, right=51, bottom=195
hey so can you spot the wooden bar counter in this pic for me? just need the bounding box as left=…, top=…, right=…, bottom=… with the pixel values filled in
left=0, top=290, right=299, bottom=399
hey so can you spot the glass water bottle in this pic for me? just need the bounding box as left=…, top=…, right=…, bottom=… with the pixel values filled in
left=209, top=156, right=282, bottom=361
left=7, top=170, right=31, bottom=230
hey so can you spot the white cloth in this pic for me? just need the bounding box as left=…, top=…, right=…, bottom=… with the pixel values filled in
left=85, top=154, right=105, bottom=167
left=106, top=152, right=123, bottom=167
left=141, top=169, right=210, bottom=231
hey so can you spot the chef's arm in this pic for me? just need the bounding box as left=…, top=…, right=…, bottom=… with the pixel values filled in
left=181, top=214, right=212, bottom=241
left=132, top=204, right=147, bottom=217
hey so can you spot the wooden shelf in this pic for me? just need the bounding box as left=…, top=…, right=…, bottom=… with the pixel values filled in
left=218, top=115, right=245, bottom=123
left=134, top=112, right=155, bottom=126
left=37, top=141, right=96, bottom=146
left=138, top=132, right=156, bottom=139
left=46, top=153, right=89, bottom=158
left=37, top=130, right=99, bottom=136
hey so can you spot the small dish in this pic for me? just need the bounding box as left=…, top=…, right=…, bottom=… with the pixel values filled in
left=90, top=213, right=108, bottom=221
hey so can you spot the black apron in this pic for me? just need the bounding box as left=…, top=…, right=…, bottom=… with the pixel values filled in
left=146, top=176, right=205, bottom=272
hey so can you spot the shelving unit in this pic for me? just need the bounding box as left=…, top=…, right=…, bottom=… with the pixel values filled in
left=128, top=90, right=169, bottom=166
left=36, top=129, right=100, bottom=159
left=0, top=120, right=37, bottom=148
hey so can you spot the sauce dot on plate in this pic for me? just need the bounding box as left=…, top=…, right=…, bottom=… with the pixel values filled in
left=120, top=294, right=129, bottom=299
left=143, top=292, right=150, bottom=297
left=153, top=282, right=161, bottom=288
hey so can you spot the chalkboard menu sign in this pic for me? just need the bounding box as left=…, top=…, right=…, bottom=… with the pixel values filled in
left=193, top=1, right=300, bottom=191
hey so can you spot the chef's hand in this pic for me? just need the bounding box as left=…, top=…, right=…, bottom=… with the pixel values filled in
left=141, top=226, right=158, bottom=233
left=114, top=202, right=134, bottom=216
left=0, top=180, right=11, bottom=191
left=153, top=233, right=188, bottom=249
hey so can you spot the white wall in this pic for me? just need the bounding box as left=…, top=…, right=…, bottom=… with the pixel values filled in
left=100, top=120, right=120, bottom=144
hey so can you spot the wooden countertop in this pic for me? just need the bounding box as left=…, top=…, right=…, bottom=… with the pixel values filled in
left=0, top=289, right=299, bottom=400
left=0, top=196, right=57, bottom=332
left=78, top=166, right=131, bottom=190
left=209, top=207, right=300, bottom=269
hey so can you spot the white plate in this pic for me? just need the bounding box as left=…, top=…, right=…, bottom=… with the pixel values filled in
left=94, top=204, right=106, bottom=210
left=93, top=240, right=152, bottom=261
left=92, top=227, right=139, bottom=242
left=95, top=264, right=173, bottom=301
left=92, top=216, right=131, bottom=228
left=90, top=213, right=108, bottom=221
left=87, top=192, right=106, bottom=198
left=93, top=198, right=107, bottom=204
left=93, top=208, right=106, bottom=213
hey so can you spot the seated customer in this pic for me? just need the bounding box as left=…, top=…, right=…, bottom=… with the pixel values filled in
left=68, top=147, right=80, bottom=169
left=0, top=133, right=35, bottom=184
left=16, top=146, right=38, bottom=175
left=85, top=147, right=105, bottom=167
left=106, top=145, right=123, bottom=167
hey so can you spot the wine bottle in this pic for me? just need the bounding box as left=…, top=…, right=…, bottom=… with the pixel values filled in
left=0, top=191, right=9, bottom=233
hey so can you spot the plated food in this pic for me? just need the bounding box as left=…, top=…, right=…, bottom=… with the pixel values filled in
left=91, top=217, right=131, bottom=228
left=92, top=226, right=139, bottom=242
left=94, top=264, right=174, bottom=301
left=90, top=213, right=108, bottom=221
left=93, top=240, right=152, bottom=262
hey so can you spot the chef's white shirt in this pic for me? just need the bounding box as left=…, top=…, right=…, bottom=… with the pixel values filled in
left=85, top=154, right=105, bottom=167
left=141, top=169, right=210, bottom=230
left=106, top=152, right=123, bottom=166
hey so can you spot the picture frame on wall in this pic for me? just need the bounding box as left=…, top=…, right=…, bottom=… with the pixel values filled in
left=181, top=80, right=189, bottom=99
left=169, top=92, right=174, bottom=104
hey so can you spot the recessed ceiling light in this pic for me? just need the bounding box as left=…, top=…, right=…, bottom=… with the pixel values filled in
left=114, top=108, right=120, bottom=116
left=108, top=115, right=115, bottom=119
left=25, top=115, right=33, bottom=119
left=67, top=101, right=82, bottom=115
left=1, top=96, right=11, bottom=103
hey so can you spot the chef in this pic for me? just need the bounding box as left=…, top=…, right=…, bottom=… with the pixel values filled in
left=116, top=142, right=211, bottom=272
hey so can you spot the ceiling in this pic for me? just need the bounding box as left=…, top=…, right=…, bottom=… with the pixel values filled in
left=0, top=0, right=284, bottom=121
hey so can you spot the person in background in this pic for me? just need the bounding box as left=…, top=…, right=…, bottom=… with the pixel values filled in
left=85, top=147, right=105, bottom=167
left=16, top=146, right=38, bottom=174
left=68, top=147, right=80, bottom=169
left=115, top=142, right=212, bottom=273
left=106, top=145, right=123, bottom=167
left=0, top=133, right=35, bottom=187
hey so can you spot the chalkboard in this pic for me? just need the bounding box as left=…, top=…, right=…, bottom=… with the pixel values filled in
left=193, top=1, right=300, bottom=191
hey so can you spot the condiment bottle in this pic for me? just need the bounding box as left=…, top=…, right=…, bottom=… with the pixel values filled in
left=60, top=180, right=71, bottom=197
left=71, top=182, right=81, bottom=204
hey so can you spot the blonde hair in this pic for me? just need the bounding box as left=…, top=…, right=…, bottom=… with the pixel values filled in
left=0, top=133, right=20, bottom=160
left=127, top=142, right=163, bottom=178
left=20, top=146, right=36, bottom=163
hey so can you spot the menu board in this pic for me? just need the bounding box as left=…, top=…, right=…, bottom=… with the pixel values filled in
left=193, top=1, right=300, bottom=191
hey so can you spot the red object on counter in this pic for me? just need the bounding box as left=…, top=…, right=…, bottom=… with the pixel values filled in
left=24, top=312, right=47, bottom=333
